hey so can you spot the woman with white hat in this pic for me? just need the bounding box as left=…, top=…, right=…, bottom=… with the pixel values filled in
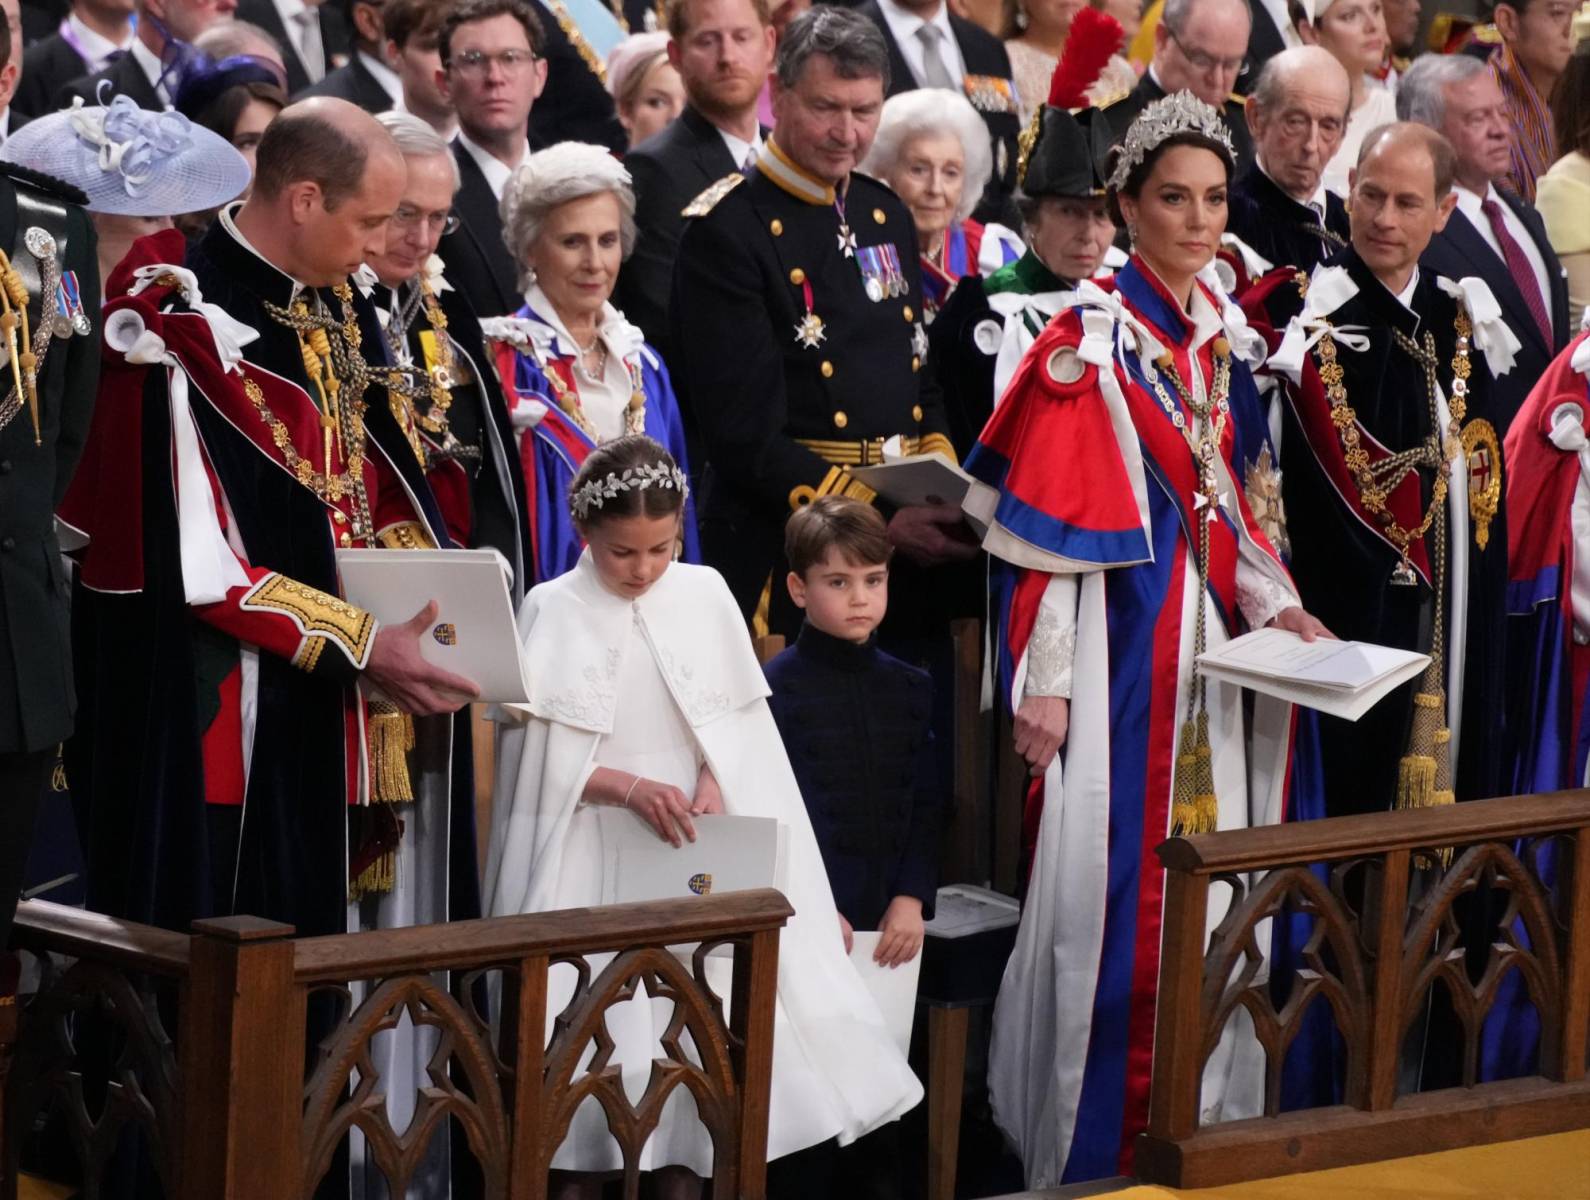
left=1, top=95, right=252, bottom=296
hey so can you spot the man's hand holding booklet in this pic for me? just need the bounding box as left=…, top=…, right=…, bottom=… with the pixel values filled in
left=1196, top=628, right=1430, bottom=721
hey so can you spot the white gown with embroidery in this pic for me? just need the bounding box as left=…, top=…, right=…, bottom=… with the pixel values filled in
left=484, top=553, right=923, bottom=1173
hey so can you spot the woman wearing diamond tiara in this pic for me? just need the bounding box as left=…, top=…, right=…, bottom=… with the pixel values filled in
left=483, top=435, right=922, bottom=1197
left=967, top=91, right=1332, bottom=1186
left=481, top=143, right=698, bottom=585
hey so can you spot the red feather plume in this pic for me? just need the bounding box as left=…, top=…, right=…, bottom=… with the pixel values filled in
left=1047, top=6, right=1124, bottom=109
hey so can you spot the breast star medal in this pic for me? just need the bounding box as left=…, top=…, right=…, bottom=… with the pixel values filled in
left=794, top=311, right=826, bottom=349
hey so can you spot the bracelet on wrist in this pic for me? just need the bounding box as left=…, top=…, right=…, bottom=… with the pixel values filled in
left=621, top=774, right=642, bottom=807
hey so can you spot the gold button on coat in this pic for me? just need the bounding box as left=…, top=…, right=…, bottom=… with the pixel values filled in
left=912, top=404, right=923, bottom=421
left=912, top=356, right=921, bottom=372
left=789, top=267, right=806, bottom=285
left=820, top=360, right=834, bottom=377
left=903, top=305, right=914, bottom=322
left=770, top=218, right=784, bottom=235
left=833, top=410, right=849, bottom=428
left=873, top=208, right=886, bottom=224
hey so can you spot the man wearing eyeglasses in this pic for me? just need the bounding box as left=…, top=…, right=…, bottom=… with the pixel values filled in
left=433, top=0, right=548, bottom=319
left=1225, top=45, right=1351, bottom=285
left=1099, top=0, right=1256, bottom=179
left=366, top=109, right=531, bottom=597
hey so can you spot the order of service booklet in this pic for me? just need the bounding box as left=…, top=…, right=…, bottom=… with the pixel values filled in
left=847, top=451, right=997, bottom=535
left=335, top=547, right=530, bottom=704
left=595, top=810, right=786, bottom=906
left=848, top=933, right=923, bottom=1056
left=1196, top=627, right=1430, bottom=722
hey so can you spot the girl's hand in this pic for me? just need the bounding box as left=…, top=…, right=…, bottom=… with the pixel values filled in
left=691, top=764, right=725, bottom=815
left=838, top=911, right=854, bottom=955
left=625, top=777, right=697, bottom=847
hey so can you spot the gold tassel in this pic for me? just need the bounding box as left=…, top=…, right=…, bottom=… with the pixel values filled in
left=366, top=699, right=414, bottom=803
left=1397, top=669, right=1455, bottom=866
left=1170, top=711, right=1219, bottom=836
left=348, top=851, right=395, bottom=900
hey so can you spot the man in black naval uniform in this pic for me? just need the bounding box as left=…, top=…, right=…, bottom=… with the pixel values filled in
left=1100, top=0, right=1256, bottom=176
left=0, top=161, right=98, bottom=954
left=1227, top=46, right=1352, bottom=285
left=671, top=5, right=975, bottom=640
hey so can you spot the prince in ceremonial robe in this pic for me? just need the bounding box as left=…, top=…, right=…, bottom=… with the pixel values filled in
left=64, top=100, right=481, bottom=951
left=1244, top=123, right=1519, bottom=816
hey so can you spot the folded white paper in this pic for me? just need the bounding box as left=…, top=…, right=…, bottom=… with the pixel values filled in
left=849, top=932, right=923, bottom=1055
left=1197, top=627, right=1430, bottom=721
left=596, top=810, right=784, bottom=905
left=335, top=547, right=529, bottom=703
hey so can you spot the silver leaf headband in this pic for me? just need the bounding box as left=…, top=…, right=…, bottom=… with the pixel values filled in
left=570, top=461, right=689, bottom=520
left=1106, top=90, right=1235, bottom=193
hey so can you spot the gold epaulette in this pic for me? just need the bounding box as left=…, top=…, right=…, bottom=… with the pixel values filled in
left=682, top=173, right=746, bottom=218
left=1092, top=85, right=1131, bottom=110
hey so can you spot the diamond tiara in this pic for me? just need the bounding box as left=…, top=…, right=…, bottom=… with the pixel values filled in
left=570, top=461, right=690, bottom=520
left=1106, top=90, right=1236, bottom=193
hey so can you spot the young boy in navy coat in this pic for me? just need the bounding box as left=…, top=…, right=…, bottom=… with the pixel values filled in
left=764, top=497, right=942, bottom=969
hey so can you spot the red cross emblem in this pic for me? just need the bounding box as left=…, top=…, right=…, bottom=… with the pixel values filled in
left=1469, top=443, right=1493, bottom=495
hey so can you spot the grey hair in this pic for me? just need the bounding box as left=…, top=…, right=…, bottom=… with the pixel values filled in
left=1396, top=53, right=1489, bottom=128
left=859, top=89, right=993, bottom=224
left=775, top=6, right=890, bottom=91
left=375, top=110, right=462, bottom=190
left=500, top=141, right=638, bottom=292
left=1250, top=45, right=1351, bottom=116
left=193, top=18, right=284, bottom=60
left=1162, top=0, right=1252, bottom=36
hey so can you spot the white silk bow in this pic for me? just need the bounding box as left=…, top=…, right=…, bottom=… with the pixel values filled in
left=1435, top=275, right=1521, bottom=377
left=127, top=263, right=259, bottom=372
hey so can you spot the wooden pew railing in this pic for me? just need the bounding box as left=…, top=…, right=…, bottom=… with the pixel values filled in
left=0, top=889, right=793, bottom=1199
left=1136, top=790, right=1590, bottom=1187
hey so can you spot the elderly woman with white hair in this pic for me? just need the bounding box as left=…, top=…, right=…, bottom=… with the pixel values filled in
left=860, top=88, right=1023, bottom=319
left=482, top=141, right=697, bottom=584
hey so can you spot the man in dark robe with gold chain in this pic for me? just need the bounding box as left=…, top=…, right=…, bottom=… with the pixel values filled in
left=64, top=98, right=482, bottom=951
left=364, top=110, right=531, bottom=600
left=1243, top=122, right=1520, bottom=817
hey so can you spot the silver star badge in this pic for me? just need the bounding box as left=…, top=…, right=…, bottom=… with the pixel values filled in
left=794, top=312, right=826, bottom=349
left=837, top=225, right=858, bottom=258
left=911, top=321, right=929, bottom=360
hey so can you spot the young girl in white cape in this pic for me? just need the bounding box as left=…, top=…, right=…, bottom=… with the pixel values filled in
left=483, top=436, right=922, bottom=1196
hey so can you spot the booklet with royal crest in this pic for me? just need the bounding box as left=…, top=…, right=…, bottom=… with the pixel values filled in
left=1196, top=627, right=1430, bottom=722
left=847, top=451, right=997, bottom=535
left=596, top=811, right=786, bottom=905
left=335, top=548, right=530, bottom=704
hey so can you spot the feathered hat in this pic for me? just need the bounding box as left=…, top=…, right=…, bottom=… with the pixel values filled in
left=1015, top=5, right=1122, bottom=199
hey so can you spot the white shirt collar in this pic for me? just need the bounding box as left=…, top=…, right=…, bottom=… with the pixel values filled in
left=877, top=0, right=961, bottom=82
left=129, top=38, right=173, bottom=106
left=1394, top=266, right=1419, bottom=311
left=0, top=110, right=11, bottom=149
left=718, top=125, right=763, bottom=171
left=219, top=202, right=310, bottom=301
left=1452, top=180, right=1500, bottom=221
left=457, top=129, right=528, bottom=201
left=65, top=11, right=133, bottom=71
left=357, top=48, right=402, bottom=104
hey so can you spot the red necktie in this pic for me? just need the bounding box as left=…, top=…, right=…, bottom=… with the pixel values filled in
left=1480, top=197, right=1552, bottom=348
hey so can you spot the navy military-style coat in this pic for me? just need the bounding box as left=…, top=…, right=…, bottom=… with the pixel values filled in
left=765, top=622, right=942, bottom=930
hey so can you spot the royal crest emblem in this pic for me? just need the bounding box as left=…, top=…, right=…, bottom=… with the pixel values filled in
left=1461, top=418, right=1501, bottom=551
left=1243, top=444, right=1289, bottom=557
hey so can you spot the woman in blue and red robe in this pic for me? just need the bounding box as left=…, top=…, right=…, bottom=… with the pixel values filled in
left=971, top=96, right=1330, bottom=1188
left=483, top=143, right=697, bottom=585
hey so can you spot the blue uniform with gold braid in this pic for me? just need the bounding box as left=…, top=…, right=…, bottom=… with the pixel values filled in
left=669, top=140, right=956, bottom=638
